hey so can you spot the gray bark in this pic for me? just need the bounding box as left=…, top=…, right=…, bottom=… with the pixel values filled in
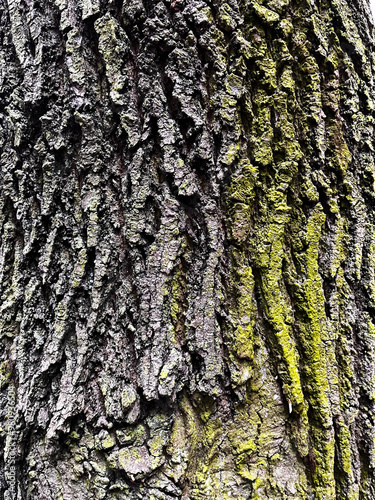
left=0, top=0, right=375, bottom=498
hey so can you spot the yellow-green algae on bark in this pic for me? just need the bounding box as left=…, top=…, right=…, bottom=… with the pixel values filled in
left=1, top=0, right=375, bottom=498
left=182, top=0, right=375, bottom=498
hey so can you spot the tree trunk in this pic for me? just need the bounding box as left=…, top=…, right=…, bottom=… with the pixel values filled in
left=1, top=0, right=375, bottom=498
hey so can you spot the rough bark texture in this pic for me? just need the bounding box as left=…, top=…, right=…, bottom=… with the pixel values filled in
left=1, top=0, right=375, bottom=498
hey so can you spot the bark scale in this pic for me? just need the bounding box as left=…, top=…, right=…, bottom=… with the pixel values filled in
left=0, top=0, right=375, bottom=498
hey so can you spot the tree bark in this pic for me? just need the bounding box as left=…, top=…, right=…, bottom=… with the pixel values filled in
left=1, top=0, right=375, bottom=498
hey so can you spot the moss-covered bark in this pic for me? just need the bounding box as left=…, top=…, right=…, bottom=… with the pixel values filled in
left=0, top=0, right=375, bottom=498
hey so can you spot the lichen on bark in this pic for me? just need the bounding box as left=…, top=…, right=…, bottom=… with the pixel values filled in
left=0, top=0, right=375, bottom=498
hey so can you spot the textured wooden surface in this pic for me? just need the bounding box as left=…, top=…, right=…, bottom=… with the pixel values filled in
left=0, top=0, right=375, bottom=498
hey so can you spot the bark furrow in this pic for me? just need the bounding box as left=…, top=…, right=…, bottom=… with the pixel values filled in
left=0, top=0, right=375, bottom=498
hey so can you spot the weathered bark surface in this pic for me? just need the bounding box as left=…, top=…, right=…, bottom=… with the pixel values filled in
left=1, top=0, right=375, bottom=498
